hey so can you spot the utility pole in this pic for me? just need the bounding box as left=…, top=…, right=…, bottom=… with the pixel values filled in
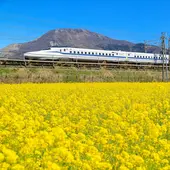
left=144, top=40, right=147, bottom=53
left=165, top=40, right=168, bottom=81
left=168, top=37, right=170, bottom=71
left=161, top=33, right=165, bottom=82
left=161, top=32, right=166, bottom=82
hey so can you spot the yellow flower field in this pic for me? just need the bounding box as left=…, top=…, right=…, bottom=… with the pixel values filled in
left=0, top=83, right=170, bottom=170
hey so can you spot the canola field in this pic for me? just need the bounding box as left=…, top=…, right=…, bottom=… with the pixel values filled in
left=0, top=83, right=170, bottom=170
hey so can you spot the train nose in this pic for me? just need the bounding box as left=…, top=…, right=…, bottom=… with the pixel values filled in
left=24, top=52, right=37, bottom=56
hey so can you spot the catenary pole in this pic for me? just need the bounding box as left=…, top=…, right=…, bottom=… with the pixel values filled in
left=161, top=33, right=166, bottom=82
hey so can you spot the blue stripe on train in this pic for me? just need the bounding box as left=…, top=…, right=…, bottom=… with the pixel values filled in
left=48, top=51, right=165, bottom=61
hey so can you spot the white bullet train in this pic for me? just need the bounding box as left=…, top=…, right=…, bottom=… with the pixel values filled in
left=24, top=47, right=169, bottom=64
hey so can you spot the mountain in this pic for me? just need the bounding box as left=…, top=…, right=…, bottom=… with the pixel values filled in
left=1, top=29, right=160, bottom=59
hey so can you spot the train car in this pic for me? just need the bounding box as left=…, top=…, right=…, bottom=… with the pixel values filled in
left=24, top=47, right=169, bottom=64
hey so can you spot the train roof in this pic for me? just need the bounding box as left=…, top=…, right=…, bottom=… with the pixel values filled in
left=50, top=47, right=162, bottom=55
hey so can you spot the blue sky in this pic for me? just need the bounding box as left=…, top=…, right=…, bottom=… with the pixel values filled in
left=0, top=0, right=169, bottom=48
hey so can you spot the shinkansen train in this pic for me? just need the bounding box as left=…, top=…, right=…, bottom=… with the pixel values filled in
left=24, top=47, right=169, bottom=64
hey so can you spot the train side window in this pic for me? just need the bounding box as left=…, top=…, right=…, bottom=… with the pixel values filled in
left=81, top=52, right=83, bottom=54
left=64, top=49, right=66, bottom=51
left=85, top=52, right=87, bottom=54
left=102, top=53, right=105, bottom=56
left=99, top=53, right=101, bottom=55
left=92, top=52, right=94, bottom=55
left=116, top=53, right=118, bottom=55
left=109, top=54, right=111, bottom=56
left=95, top=52, right=98, bottom=55
left=74, top=51, right=76, bottom=54
left=60, top=49, right=62, bottom=52
left=77, top=51, right=80, bottom=54
left=106, top=53, right=108, bottom=56
left=70, top=51, right=72, bottom=53
left=88, top=52, right=91, bottom=55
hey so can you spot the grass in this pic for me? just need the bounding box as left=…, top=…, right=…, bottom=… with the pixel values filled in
left=0, top=67, right=164, bottom=83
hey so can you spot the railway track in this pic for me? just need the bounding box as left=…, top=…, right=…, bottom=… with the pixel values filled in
left=0, top=58, right=167, bottom=69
